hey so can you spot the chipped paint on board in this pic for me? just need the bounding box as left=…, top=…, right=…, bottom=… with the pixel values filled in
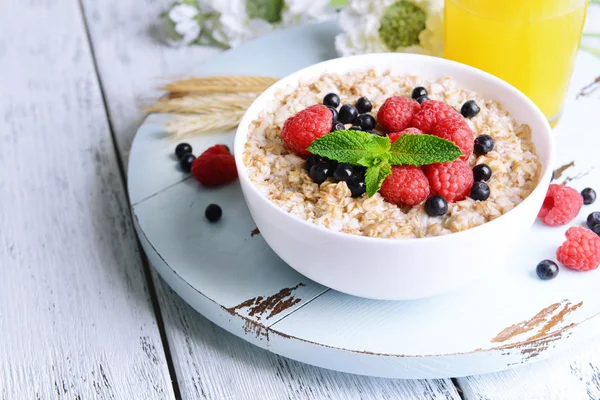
left=227, top=283, right=305, bottom=321
left=492, top=300, right=583, bottom=344
left=554, top=161, right=575, bottom=180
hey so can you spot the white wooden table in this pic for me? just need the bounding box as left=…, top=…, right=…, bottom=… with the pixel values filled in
left=2, top=1, right=600, bottom=398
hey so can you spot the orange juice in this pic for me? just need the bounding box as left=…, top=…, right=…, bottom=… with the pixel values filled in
left=444, top=0, right=589, bottom=124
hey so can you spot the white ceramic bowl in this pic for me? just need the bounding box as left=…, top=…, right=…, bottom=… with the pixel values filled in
left=234, top=53, right=554, bottom=300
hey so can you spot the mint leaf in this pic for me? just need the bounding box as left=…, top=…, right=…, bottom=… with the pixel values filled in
left=307, top=130, right=390, bottom=165
left=365, top=161, right=392, bottom=197
left=388, top=134, right=463, bottom=166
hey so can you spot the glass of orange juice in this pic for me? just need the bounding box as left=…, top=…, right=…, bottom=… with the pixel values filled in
left=444, top=0, right=589, bottom=125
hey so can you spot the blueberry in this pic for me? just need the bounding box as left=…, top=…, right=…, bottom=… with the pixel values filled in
left=223, top=144, right=231, bottom=153
left=338, top=104, right=358, bottom=124
left=536, top=260, right=559, bottom=280
left=323, top=93, right=340, bottom=108
left=306, top=154, right=324, bottom=171
left=328, top=106, right=338, bottom=124
left=474, top=135, right=494, bottom=155
left=179, top=153, right=196, bottom=173
left=350, top=125, right=363, bottom=131
left=175, top=143, right=193, bottom=160
left=591, top=224, right=600, bottom=236
left=470, top=181, right=490, bottom=201
left=551, top=170, right=555, bottom=181
left=587, top=212, right=600, bottom=229
left=347, top=179, right=366, bottom=198
left=205, top=204, right=222, bottom=223
left=425, top=195, right=448, bottom=216
left=411, top=86, right=428, bottom=100
left=357, top=114, right=376, bottom=131
left=582, top=188, right=596, bottom=205
left=355, top=97, right=373, bottom=113
left=461, top=100, right=480, bottom=119
left=310, top=163, right=330, bottom=184
left=416, top=95, right=429, bottom=104
left=352, top=166, right=367, bottom=179
left=473, top=164, right=492, bottom=182
left=333, top=163, right=354, bottom=182
left=332, top=122, right=345, bottom=132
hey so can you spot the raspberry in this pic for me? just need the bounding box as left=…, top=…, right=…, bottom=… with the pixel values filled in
left=380, top=165, right=430, bottom=206
left=538, top=184, right=583, bottom=226
left=388, top=127, right=422, bottom=143
left=191, top=146, right=238, bottom=187
left=411, top=100, right=462, bottom=133
left=424, top=160, right=474, bottom=202
left=281, top=105, right=332, bottom=156
left=204, top=144, right=230, bottom=155
left=377, top=96, right=420, bottom=133
left=432, top=116, right=474, bottom=161
left=556, top=227, right=600, bottom=271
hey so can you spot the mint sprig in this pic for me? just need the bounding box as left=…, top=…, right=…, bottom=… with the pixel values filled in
left=307, top=130, right=463, bottom=197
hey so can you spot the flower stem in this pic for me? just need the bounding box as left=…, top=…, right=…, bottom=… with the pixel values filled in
left=581, top=44, right=600, bottom=58
left=583, top=32, right=600, bottom=38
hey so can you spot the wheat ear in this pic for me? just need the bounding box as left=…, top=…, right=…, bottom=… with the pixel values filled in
left=163, top=76, right=278, bottom=94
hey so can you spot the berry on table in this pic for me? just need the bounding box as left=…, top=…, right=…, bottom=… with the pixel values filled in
left=538, top=184, right=583, bottom=226
left=411, top=100, right=461, bottom=133
left=338, top=104, right=359, bottom=124
left=416, top=95, right=429, bottom=104
left=536, top=260, right=559, bottom=280
left=411, top=86, right=428, bottom=100
left=432, top=116, right=474, bottom=161
left=323, top=93, right=340, bottom=108
left=355, top=97, right=373, bottom=113
left=333, top=163, right=354, bottom=182
left=347, top=178, right=366, bottom=198
left=175, top=143, right=193, bottom=160
left=357, top=114, right=376, bottom=131
left=460, top=100, right=480, bottom=119
left=377, top=96, right=420, bottom=132
left=470, top=182, right=490, bottom=201
left=380, top=165, right=430, bottom=206
left=582, top=188, right=596, bottom=205
left=473, top=164, right=492, bottom=182
left=424, top=160, right=474, bottom=202
left=332, top=122, right=345, bottom=132
left=191, top=145, right=238, bottom=186
left=556, top=226, right=600, bottom=271
left=425, top=195, right=448, bottom=217
left=205, top=204, right=222, bottom=223
left=281, top=105, right=332, bottom=156
left=305, top=154, right=324, bottom=171
left=474, top=134, right=495, bottom=156
left=179, top=153, right=196, bottom=173
left=309, top=163, right=330, bottom=184
left=328, top=106, right=338, bottom=123
left=587, top=212, right=600, bottom=229
left=591, top=224, right=600, bottom=236
left=388, top=127, right=422, bottom=143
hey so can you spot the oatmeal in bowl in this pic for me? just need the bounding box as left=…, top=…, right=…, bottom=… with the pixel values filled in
left=235, top=54, right=553, bottom=300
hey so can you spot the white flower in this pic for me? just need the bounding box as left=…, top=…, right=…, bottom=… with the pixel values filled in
left=210, top=0, right=275, bottom=48
left=282, top=0, right=333, bottom=26
left=164, top=3, right=202, bottom=47
left=335, top=0, right=444, bottom=57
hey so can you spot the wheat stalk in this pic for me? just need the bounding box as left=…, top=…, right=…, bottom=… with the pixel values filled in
left=146, top=92, right=259, bottom=114
left=163, top=76, right=278, bottom=94
left=165, top=112, right=246, bottom=139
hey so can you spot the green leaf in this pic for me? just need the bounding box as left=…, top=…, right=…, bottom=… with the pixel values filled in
left=365, top=161, right=392, bottom=197
left=388, top=134, right=463, bottom=166
left=307, top=130, right=390, bottom=165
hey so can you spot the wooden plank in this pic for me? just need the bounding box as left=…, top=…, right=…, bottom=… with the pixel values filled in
left=153, top=274, right=462, bottom=400
left=81, top=1, right=461, bottom=398
left=457, top=341, right=600, bottom=399
left=0, top=0, right=175, bottom=398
